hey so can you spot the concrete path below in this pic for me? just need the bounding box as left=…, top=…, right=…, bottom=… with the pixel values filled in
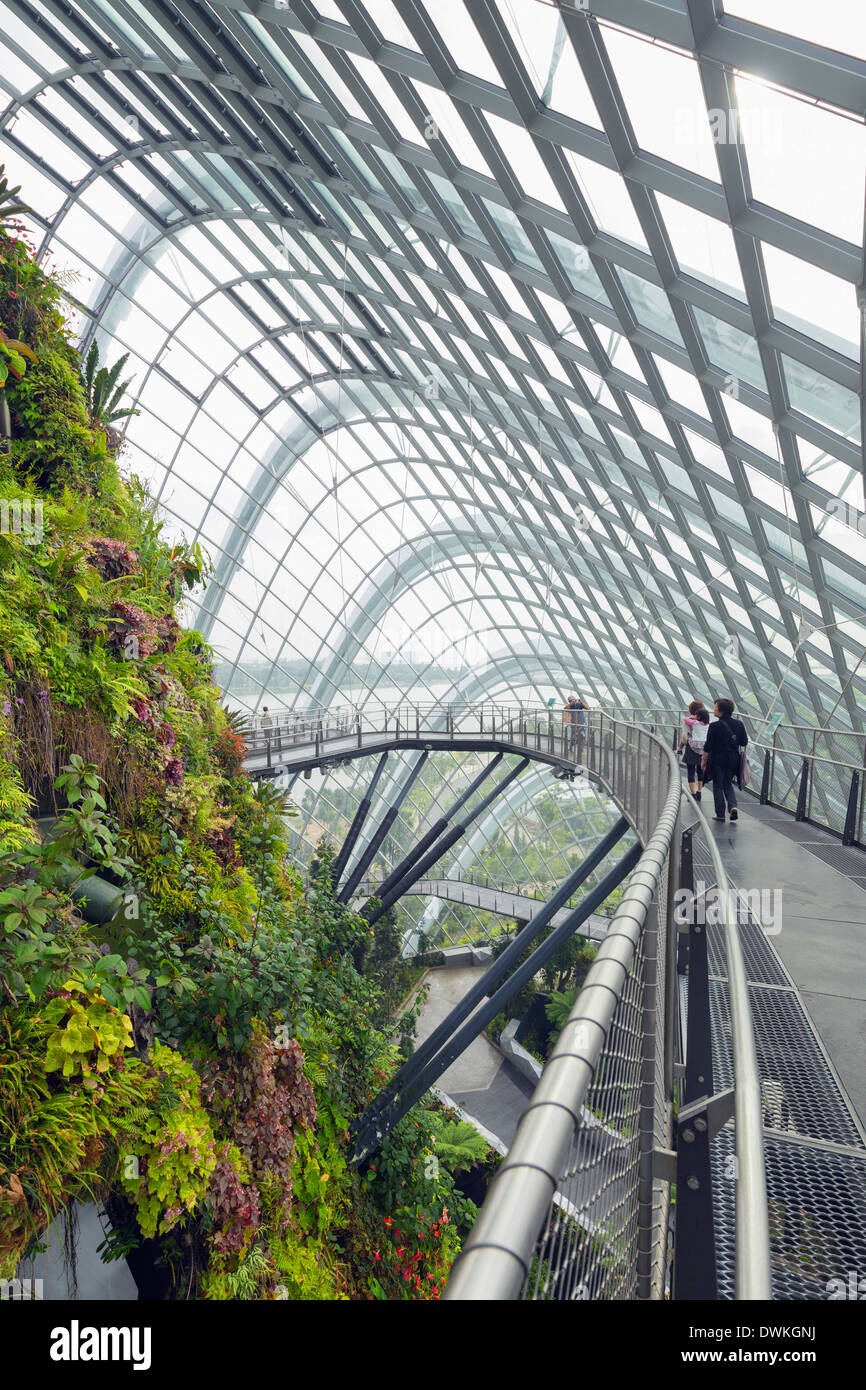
left=413, top=964, right=535, bottom=1148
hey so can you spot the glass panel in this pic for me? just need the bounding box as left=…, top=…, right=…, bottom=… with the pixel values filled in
left=603, top=26, right=721, bottom=181
left=692, top=306, right=767, bottom=394
left=782, top=356, right=862, bottom=442
left=723, top=1, right=866, bottom=62
left=563, top=151, right=649, bottom=250
left=618, top=268, right=687, bottom=350
left=656, top=193, right=746, bottom=299
left=422, top=0, right=503, bottom=85
left=762, top=243, right=859, bottom=353
left=734, top=73, right=866, bottom=244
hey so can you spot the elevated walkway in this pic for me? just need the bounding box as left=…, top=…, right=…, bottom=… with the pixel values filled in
left=712, top=800, right=866, bottom=1130
left=688, top=798, right=866, bottom=1299
left=356, top=877, right=612, bottom=942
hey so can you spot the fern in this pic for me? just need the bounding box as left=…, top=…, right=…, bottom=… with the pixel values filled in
left=433, top=1120, right=490, bottom=1173
left=81, top=342, right=140, bottom=428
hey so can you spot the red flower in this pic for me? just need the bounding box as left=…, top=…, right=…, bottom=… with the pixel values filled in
left=373, top=1251, right=380, bottom=1261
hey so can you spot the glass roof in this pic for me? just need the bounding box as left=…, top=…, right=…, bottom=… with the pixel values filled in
left=2, top=0, right=864, bottom=732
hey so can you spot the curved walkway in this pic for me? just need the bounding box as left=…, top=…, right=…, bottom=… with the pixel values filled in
left=243, top=725, right=582, bottom=779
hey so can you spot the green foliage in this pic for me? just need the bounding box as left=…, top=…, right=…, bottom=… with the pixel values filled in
left=0, top=165, right=28, bottom=225
left=0, top=328, right=37, bottom=388
left=0, top=1000, right=153, bottom=1277
left=0, top=757, right=138, bottom=1004
left=6, top=344, right=109, bottom=492
left=545, top=987, right=579, bottom=1032
left=270, top=1224, right=347, bottom=1300
left=81, top=341, right=139, bottom=429
left=43, top=977, right=134, bottom=1080
left=119, top=1041, right=217, bottom=1239
left=0, top=194, right=496, bottom=1298
left=433, top=1120, right=490, bottom=1174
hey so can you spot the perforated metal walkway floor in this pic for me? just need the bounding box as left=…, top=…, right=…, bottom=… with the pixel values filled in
left=687, top=801, right=866, bottom=1299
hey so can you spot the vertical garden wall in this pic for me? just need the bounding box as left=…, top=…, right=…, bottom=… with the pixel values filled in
left=0, top=179, right=490, bottom=1300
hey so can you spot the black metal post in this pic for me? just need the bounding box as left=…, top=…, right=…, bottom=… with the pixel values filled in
left=843, top=770, right=860, bottom=847
left=331, top=753, right=388, bottom=889
left=365, top=757, right=530, bottom=925
left=673, top=866, right=717, bottom=1300
left=759, top=748, right=771, bottom=805
left=352, top=836, right=640, bottom=1162
left=337, top=753, right=428, bottom=903
left=368, top=755, right=504, bottom=907
left=676, top=826, right=693, bottom=978
left=795, top=758, right=810, bottom=821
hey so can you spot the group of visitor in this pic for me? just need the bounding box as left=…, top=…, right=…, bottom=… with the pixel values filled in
left=679, top=697, right=749, bottom=824
left=562, top=693, right=589, bottom=745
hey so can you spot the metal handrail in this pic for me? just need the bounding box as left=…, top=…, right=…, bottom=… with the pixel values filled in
left=444, top=736, right=682, bottom=1299
left=603, top=706, right=866, bottom=847
left=678, top=791, right=772, bottom=1301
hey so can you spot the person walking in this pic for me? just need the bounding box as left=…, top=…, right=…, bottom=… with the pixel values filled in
left=701, top=697, right=748, bottom=823
left=681, top=706, right=710, bottom=800
left=679, top=700, right=706, bottom=796
left=563, top=694, right=588, bottom=750
left=574, top=692, right=589, bottom=735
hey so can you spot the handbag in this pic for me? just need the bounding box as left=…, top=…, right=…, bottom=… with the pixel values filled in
left=739, top=747, right=752, bottom=789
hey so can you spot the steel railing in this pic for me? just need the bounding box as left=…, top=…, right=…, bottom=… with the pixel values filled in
left=245, top=701, right=866, bottom=850
left=603, top=705, right=866, bottom=848
left=242, top=702, right=769, bottom=1300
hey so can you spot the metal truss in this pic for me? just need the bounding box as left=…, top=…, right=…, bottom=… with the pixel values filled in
left=2, top=0, right=865, bottom=735
left=286, top=743, right=627, bottom=949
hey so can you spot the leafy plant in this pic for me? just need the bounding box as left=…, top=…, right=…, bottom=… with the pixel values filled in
left=433, top=1120, right=490, bottom=1174
left=42, top=977, right=134, bottom=1081
left=207, top=1143, right=260, bottom=1258
left=81, top=342, right=139, bottom=430
left=0, top=165, right=28, bottom=224
left=119, top=1041, right=217, bottom=1239
left=0, top=329, right=37, bottom=389
left=0, top=1000, right=152, bottom=1277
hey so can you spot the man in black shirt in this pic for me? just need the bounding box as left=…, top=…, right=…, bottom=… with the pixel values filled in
left=701, top=697, right=748, bottom=823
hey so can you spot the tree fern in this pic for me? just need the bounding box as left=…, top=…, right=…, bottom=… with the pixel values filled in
left=434, top=1120, right=490, bottom=1173
left=545, top=987, right=578, bottom=1033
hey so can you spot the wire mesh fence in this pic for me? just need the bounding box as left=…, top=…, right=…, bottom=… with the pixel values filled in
left=522, top=940, right=647, bottom=1300
left=445, top=717, right=681, bottom=1301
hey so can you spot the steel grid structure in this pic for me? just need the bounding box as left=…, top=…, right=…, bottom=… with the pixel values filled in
left=2, top=0, right=865, bottom=738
